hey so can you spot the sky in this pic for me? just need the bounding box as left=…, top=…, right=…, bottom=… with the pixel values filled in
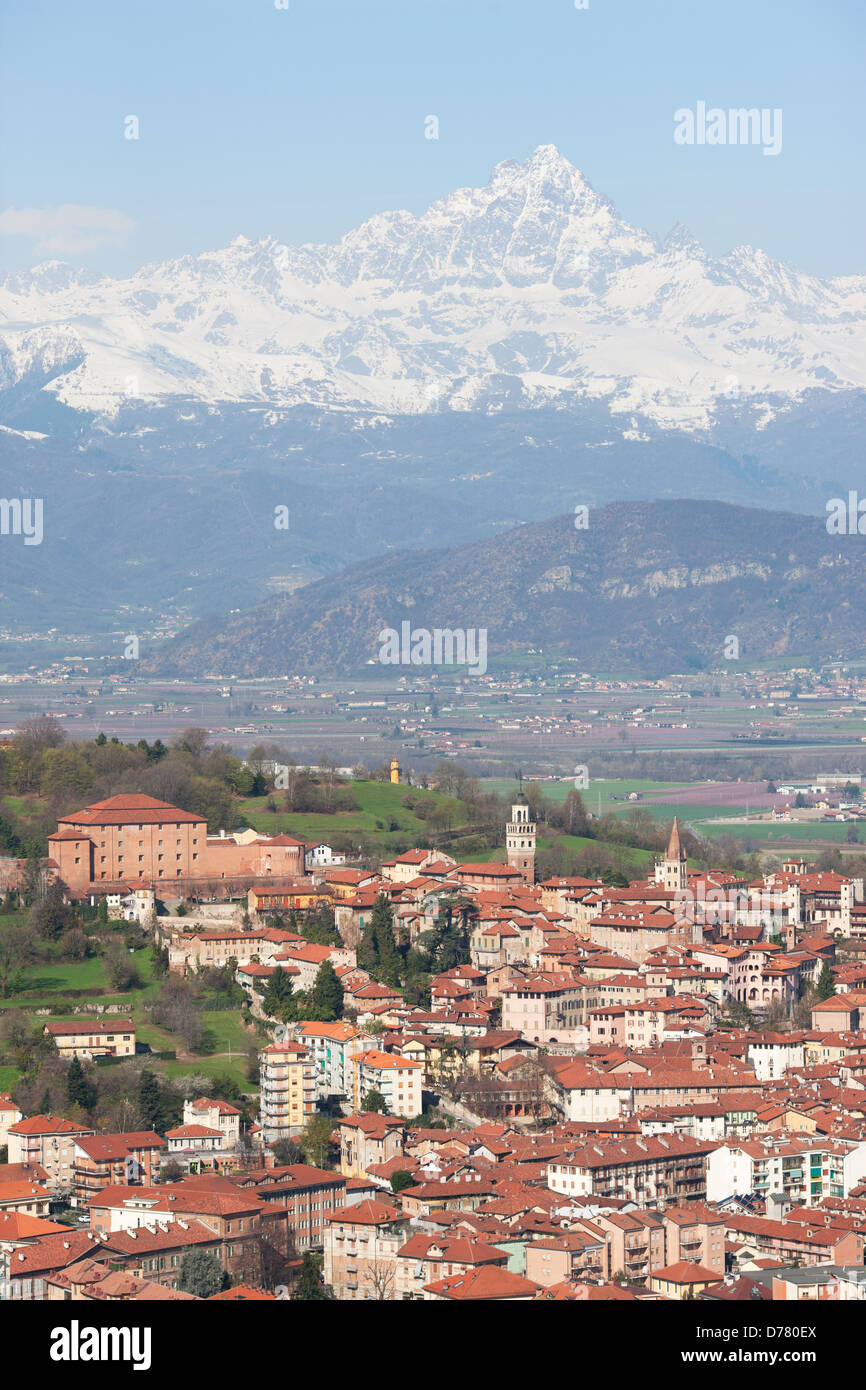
left=0, top=0, right=863, bottom=279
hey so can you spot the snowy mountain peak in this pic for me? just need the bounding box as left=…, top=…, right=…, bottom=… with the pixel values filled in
left=1, top=259, right=104, bottom=295
left=661, top=221, right=704, bottom=258
left=0, top=149, right=864, bottom=431
left=490, top=143, right=605, bottom=201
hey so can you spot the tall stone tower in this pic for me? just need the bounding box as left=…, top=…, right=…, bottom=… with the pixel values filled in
left=662, top=817, right=688, bottom=893
left=506, top=793, right=536, bottom=884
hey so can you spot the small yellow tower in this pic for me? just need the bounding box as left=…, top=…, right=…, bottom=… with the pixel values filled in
left=390, top=757, right=400, bottom=784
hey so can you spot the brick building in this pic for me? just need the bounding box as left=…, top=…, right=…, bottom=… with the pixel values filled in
left=46, top=793, right=308, bottom=896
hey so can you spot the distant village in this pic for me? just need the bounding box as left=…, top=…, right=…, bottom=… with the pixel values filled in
left=4, top=781, right=866, bottom=1303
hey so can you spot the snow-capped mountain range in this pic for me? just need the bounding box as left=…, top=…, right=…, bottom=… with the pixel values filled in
left=2, top=145, right=864, bottom=433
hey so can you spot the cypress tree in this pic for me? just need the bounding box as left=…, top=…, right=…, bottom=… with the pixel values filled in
left=138, top=1070, right=164, bottom=1131
left=66, top=1056, right=93, bottom=1110
left=307, top=960, right=344, bottom=1022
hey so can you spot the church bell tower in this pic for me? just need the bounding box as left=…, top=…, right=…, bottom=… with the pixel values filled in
left=506, top=791, right=536, bottom=884
left=662, top=816, right=688, bottom=892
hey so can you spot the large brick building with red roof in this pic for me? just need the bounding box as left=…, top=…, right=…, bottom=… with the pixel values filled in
left=48, top=794, right=207, bottom=892
left=46, top=792, right=308, bottom=895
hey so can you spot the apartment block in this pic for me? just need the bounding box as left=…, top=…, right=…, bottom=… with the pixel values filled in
left=259, top=1041, right=318, bottom=1141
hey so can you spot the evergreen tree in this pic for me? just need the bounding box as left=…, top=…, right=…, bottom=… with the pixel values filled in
left=262, top=965, right=297, bottom=1022
left=362, top=1088, right=388, bottom=1114
left=0, top=816, right=22, bottom=856
left=27, top=877, right=73, bottom=941
left=360, top=893, right=402, bottom=987
left=357, top=908, right=382, bottom=975
left=66, top=1056, right=94, bottom=1111
left=427, top=898, right=471, bottom=973
left=304, top=960, right=343, bottom=1022
left=375, top=923, right=402, bottom=989
left=303, top=902, right=340, bottom=946
left=816, top=961, right=837, bottom=1001
left=177, top=1249, right=223, bottom=1298
left=291, top=1252, right=332, bottom=1300
left=403, top=955, right=431, bottom=1009
left=138, top=1070, right=165, bottom=1132
left=723, top=998, right=755, bottom=1030
left=21, top=852, right=43, bottom=908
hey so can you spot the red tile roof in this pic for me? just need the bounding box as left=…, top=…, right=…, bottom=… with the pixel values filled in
left=58, top=794, right=202, bottom=826
left=424, top=1265, right=541, bottom=1300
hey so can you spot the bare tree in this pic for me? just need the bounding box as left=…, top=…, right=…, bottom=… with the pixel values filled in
left=234, top=1223, right=299, bottom=1291
left=15, top=715, right=67, bottom=752
left=364, top=1258, right=396, bottom=1301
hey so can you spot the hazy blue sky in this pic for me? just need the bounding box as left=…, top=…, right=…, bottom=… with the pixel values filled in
left=1, top=0, right=862, bottom=277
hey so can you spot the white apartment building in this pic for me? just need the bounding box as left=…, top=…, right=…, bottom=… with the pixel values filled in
left=707, top=1135, right=866, bottom=1204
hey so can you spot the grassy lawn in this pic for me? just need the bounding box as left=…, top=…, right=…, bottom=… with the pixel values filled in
left=238, top=779, right=468, bottom=850
left=133, top=1019, right=179, bottom=1051
left=14, top=957, right=108, bottom=994
left=0, top=1064, right=20, bottom=1090
left=158, top=1055, right=255, bottom=1091
left=199, top=1010, right=252, bottom=1056
left=458, top=832, right=655, bottom=873
left=0, top=945, right=161, bottom=1010
left=551, top=834, right=655, bottom=870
